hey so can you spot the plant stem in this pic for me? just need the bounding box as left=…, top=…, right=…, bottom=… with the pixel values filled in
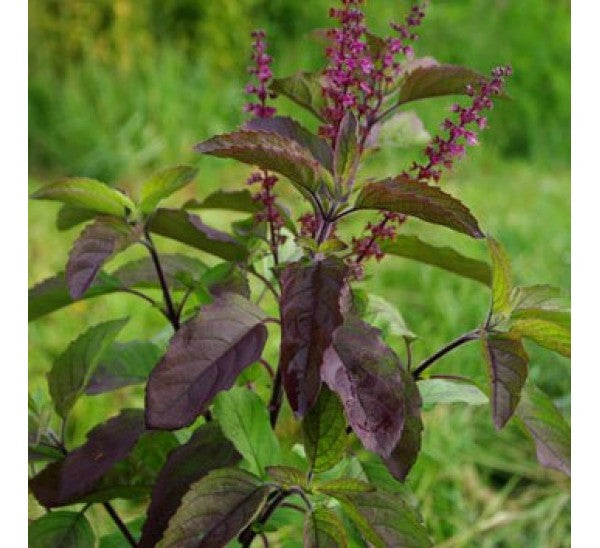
left=248, top=267, right=280, bottom=298
left=412, top=330, right=479, bottom=379
left=356, top=216, right=389, bottom=263
left=239, top=490, right=290, bottom=547
left=143, top=229, right=180, bottom=331
left=268, top=367, right=283, bottom=428
left=103, top=502, right=137, bottom=547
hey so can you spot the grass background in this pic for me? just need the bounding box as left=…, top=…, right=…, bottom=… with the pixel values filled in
left=29, top=0, right=570, bottom=545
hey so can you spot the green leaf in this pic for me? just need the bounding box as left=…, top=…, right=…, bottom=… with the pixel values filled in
left=139, top=165, right=198, bottom=214
left=147, top=208, right=248, bottom=262
left=29, top=511, right=95, bottom=548
left=338, top=491, right=432, bottom=548
left=158, top=468, right=272, bottom=548
left=47, top=317, right=128, bottom=418
left=511, top=316, right=570, bottom=357
left=516, top=383, right=570, bottom=476
left=56, top=205, right=96, bottom=231
left=66, top=218, right=141, bottom=299
left=370, top=111, right=431, bottom=150
left=358, top=292, right=417, bottom=342
left=183, top=189, right=261, bottom=212
left=266, top=466, right=308, bottom=489
left=304, top=507, right=348, bottom=548
left=488, top=236, right=513, bottom=319
left=354, top=458, right=417, bottom=500
left=481, top=332, right=529, bottom=429
left=314, top=478, right=374, bottom=496
left=99, top=518, right=145, bottom=548
left=510, top=284, right=568, bottom=316
left=396, top=63, right=484, bottom=106
left=195, top=130, right=334, bottom=199
left=418, top=378, right=488, bottom=406
left=355, top=176, right=483, bottom=238
left=270, top=71, right=327, bottom=121
left=85, top=340, right=163, bottom=394
left=31, top=177, right=135, bottom=217
left=213, top=387, right=281, bottom=476
left=334, top=110, right=358, bottom=183
left=380, top=234, right=491, bottom=285
left=303, top=385, right=347, bottom=474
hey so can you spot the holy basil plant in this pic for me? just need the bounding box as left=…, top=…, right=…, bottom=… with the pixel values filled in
left=28, top=2, right=570, bottom=546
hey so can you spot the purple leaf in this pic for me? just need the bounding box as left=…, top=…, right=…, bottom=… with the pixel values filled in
left=147, top=208, right=248, bottom=262
left=384, top=363, right=423, bottom=481
left=138, top=422, right=240, bottom=548
left=481, top=332, right=529, bottom=429
left=66, top=218, right=140, bottom=299
left=322, top=317, right=406, bottom=458
left=29, top=409, right=145, bottom=507
left=145, top=294, right=268, bottom=429
left=245, top=115, right=333, bottom=172
left=279, top=258, right=348, bottom=416
left=355, top=176, right=484, bottom=238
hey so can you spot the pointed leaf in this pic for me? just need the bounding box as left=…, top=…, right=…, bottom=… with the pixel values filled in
left=145, top=294, right=267, bottom=429
left=158, top=468, right=272, bottom=548
left=510, top=284, right=568, bottom=316
left=47, top=318, right=128, bottom=418
left=266, top=466, right=308, bottom=489
left=183, top=189, right=261, bottom=212
left=380, top=234, right=491, bottom=285
left=511, top=316, right=571, bottom=357
left=322, top=317, right=406, bottom=458
left=138, top=422, right=240, bottom=548
left=29, top=409, right=146, bottom=507
left=418, top=378, right=488, bottom=406
left=355, top=176, right=483, bottom=238
left=481, top=332, right=529, bottom=429
left=396, top=64, right=484, bottom=106
left=195, top=130, right=334, bottom=198
left=213, top=387, right=281, bottom=476
left=304, top=507, right=348, bottom=548
left=488, top=236, right=513, bottom=319
left=334, top=111, right=358, bottom=182
left=66, top=218, right=140, bottom=299
left=85, top=340, right=163, bottom=395
left=303, top=385, right=347, bottom=474
left=139, top=165, right=198, bottom=214
left=56, top=205, right=97, bottom=231
left=31, top=177, right=135, bottom=217
left=270, top=71, right=327, bottom=121
left=384, top=362, right=423, bottom=481
left=148, top=208, right=248, bottom=262
left=245, top=115, right=333, bottom=172
left=279, top=258, right=348, bottom=416
left=516, top=384, right=570, bottom=476
left=29, top=511, right=95, bottom=548
left=338, top=491, right=432, bottom=548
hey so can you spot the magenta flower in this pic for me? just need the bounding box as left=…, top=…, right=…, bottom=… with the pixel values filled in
left=244, top=30, right=277, bottom=119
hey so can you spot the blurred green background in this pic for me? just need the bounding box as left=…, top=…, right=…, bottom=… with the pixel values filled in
left=29, top=0, right=570, bottom=546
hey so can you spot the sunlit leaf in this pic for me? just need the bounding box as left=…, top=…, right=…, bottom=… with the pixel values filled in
left=266, top=466, right=308, bottom=489
left=183, top=189, right=261, bottom=212
left=279, top=258, right=348, bottom=416
left=355, top=176, right=483, bottom=238
left=213, top=387, right=281, bottom=476
left=488, top=236, right=513, bottom=319
left=334, top=110, right=358, bottom=183
left=56, top=205, right=96, bottom=231
left=158, top=468, right=272, bottom=548
left=29, top=511, right=95, bottom=548
left=145, top=294, right=267, bottom=429
left=357, top=292, right=417, bottom=342
left=47, top=318, right=128, bottom=418
left=139, top=165, right=198, bottom=214
left=511, top=316, right=570, bottom=357
left=418, top=378, right=488, bottom=406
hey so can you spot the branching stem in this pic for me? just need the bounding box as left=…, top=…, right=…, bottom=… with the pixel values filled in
left=412, top=330, right=479, bottom=379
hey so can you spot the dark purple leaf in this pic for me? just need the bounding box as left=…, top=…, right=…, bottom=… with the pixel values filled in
left=195, top=129, right=334, bottom=197
left=245, top=115, right=333, bottom=172
left=482, top=332, right=529, bottom=429
left=145, top=294, right=268, bottom=429
left=270, top=71, right=327, bottom=121
left=322, top=317, right=406, bottom=458
left=29, top=409, right=145, bottom=507
left=148, top=208, right=248, bottom=262
left=66, top=218, right=140, bottom=299
left=138, top=422, right=240, bottom=548
left=355, top=176, right=484, bottom=238
left=384, top=363, right=423, bottom=481
left=279, top=258, right=348, bottom=416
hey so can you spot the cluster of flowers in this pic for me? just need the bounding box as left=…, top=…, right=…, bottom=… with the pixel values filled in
left=409, top=65, right=513, bottom=183
left=244, top=30, right=277, bottom=119
left=244, top=31, right=285, bottom=250
left=319, top=1, right=424, bottom=144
